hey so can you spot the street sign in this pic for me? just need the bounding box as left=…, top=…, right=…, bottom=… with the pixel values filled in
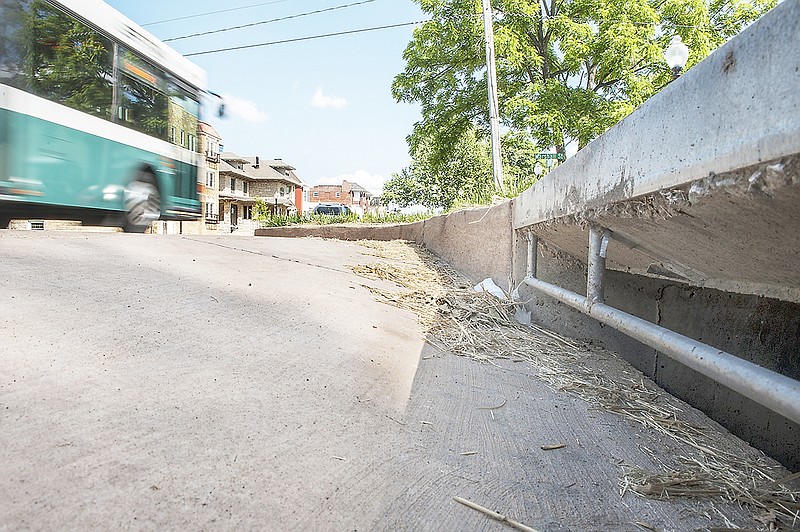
left=534, top=152, right=566, bottom=160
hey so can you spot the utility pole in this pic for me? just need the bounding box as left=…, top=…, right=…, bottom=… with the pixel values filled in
left=482, top=0, right=503, bottom=190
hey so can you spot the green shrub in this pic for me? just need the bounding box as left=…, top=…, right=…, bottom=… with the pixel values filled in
left=361, top=212, right=432, bottom=224
left=256, top=210, right=432, bottom=228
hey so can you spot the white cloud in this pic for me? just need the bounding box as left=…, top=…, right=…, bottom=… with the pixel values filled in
left=315, top=170, right=386, bottom=196
left=221, top=93, right=269, bottom=123
left=311, top=87, right=347, bottom=109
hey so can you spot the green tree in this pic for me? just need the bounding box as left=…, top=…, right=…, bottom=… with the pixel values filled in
left=383, top=127, right=546, bottom=209
left=383, top=127, right=492, bottom=210
left=393, top=0, right=776, bottom=165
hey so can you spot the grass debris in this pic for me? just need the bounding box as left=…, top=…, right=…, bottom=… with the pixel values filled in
left=352, top=239, right=800, bottom=529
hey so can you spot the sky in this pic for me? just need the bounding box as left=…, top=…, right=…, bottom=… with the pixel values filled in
left=105, top=0, right=427, bottom=195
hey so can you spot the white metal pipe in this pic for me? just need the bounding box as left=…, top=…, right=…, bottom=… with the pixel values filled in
left=523, top=275, right=800, bottom=425
left=527, top=232, right=538, bottom=278
left=587, top=227, right=610, bottom=304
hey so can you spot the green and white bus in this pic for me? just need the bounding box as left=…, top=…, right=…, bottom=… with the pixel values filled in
left=0, top=0, right=208, bottom=231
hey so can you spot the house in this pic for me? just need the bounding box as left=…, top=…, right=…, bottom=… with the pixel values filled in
left=307, top=180, right=373, bottom=215
left=343, top=181, right=372, bottom=215
left=218, top=152, right=256, bottom=233
left=199, top=122, right=221, bottom=228
left=218, top=153, right=304, bottom=233
left=244, top=157, right=303, bottom=217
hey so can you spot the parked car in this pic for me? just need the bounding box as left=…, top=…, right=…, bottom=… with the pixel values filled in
left=313, top=204, right=351, bottom=216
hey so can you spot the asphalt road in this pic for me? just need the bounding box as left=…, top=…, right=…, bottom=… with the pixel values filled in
left=0, top=231, right=772, bottom=530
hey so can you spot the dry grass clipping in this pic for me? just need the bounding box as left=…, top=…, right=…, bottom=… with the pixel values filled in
left=352, top=239, right=800, bottom=529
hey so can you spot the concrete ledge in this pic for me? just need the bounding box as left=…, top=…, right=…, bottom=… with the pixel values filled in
left=254, top=223, right=422, bottom=242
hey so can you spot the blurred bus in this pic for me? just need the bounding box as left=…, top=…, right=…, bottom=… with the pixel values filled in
left=0, top=0, right=208, bottom=231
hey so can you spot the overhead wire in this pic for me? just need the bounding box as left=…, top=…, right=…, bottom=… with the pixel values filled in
left=185, top=20, right=427, bottom=57
left=164, top=0, right=377, bottom=42
left=163, top=3, right=713, bottom=58
left=142, top=0, right=293, bottom=27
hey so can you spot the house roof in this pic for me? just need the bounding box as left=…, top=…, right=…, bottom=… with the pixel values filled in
left=243, top=156, right=302, bottom=186
left=218, top=153, right=303, bottom=186
left=265, top=159, right=296, bottom=171
left=220, top=152, right=251, bottom=164
left=348, top=182, right=371, bottom=194
left=198, top=121, right=221, bottom=140
left=219, top=159, right=252, bottom=180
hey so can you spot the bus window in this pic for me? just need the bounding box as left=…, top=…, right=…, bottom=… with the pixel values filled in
left=0, top=1, right=27, bottom=87
left=18, top=0, right=115, bottom=120
left=118, top=48, right=168, bottom=140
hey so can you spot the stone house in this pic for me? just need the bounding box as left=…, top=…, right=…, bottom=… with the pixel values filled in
left=243, top=157, right=303, bottom=216
left=218, top=152, right=257, bottom=233
left=218, top=153, right=304, bottom=234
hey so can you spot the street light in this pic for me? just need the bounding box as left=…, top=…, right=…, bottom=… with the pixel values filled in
left=273, top=191, right=280, bottom=215
left=664, top=35, right=689, bottom=80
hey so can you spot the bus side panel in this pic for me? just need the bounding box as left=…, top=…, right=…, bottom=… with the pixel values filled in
left=0, top=108, right=177, bottom=217
left=159, top=159, right=201, bottom=219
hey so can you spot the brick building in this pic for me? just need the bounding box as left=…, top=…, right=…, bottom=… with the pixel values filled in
left=307, top=180, right=372, bottom=215
left=199, top=122, right=221, bottom=228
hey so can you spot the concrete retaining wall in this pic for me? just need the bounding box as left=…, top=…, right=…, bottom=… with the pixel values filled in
left=255, top=201, right=516, bottom=293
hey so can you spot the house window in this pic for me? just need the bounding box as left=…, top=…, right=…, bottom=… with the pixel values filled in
left=280, top=186, right=284, bottom=195
left=243, top=206, right=252, bottom=219
left=335, top=192, right=341, bottom=198
left=313, top=191, right=319, bottom=197
left=206, top=172, right=214, bottom=187
left=243, top=181, right=249, bottom=194
left=231, top=178, right=236, bottom=192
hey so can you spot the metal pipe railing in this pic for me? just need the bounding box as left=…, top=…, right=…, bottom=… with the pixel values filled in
left=523, top=274, right=800, bottom=425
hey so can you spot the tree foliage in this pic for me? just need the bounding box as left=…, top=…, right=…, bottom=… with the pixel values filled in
left=383, top=127, right=493, bottom=210
left=392, top=0, right=776, bottom=175
left=382, top=127, right=544, bottom=210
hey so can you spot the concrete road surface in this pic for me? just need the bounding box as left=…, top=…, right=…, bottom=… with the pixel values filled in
left=0, top=232, right=771, bottom=530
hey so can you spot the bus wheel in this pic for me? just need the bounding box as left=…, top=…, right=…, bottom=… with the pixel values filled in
left=123, top=172, right=161, bottom=233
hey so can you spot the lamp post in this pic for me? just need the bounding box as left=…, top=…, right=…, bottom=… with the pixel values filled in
left=664, top=36, right=689, bottom=80
left=273, top=191, right=280, bottom=216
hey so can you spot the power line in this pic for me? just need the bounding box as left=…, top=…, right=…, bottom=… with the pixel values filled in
left=164, top=0, right=376, bottom=42
left=185, top=20, right=426, bottom=57
left=142, top=0, right=293, bottom=27
left=179, top=12, right=713, bottom=58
